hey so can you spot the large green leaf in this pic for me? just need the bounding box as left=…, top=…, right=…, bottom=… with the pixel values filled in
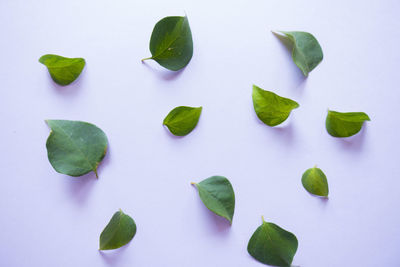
left=252, top=85, right=299, bottom=127
left=99, top=210, right=137, bottom=250
left=275, top=31, right=323, bottom=76
left=302, top=166, right=329, bottom=197
left=46, top=120, right=108, bottom=177
left=39, top=54, right=85, bottom=85
left=142, top=16, right=193, bottom=71
left=248, top=217, right=298, bottom=267
left=191, top=176, right=235, bottom=223
left=326, top=110, right=370, bottom=137
left=163, top=106, right=202, bottom=136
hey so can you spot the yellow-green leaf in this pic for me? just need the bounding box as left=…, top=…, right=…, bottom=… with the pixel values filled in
left=39, top=54, right=85, bottom=85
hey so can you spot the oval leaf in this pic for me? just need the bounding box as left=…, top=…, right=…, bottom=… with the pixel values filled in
left=248, top=217, right=298, bottom=267
left=252, top=85, right=299, bottom=127
left=46, top=120, right=108, bottom=177
left=192, top=176, right=235, bottom=223
left=39, top=54, right=85, bottom=85
left=163, top=106, right=202, bottom=136
left=99, top=210, right=137, bottom=250
left=302, top=166, right=329, bottom=197
left=326, top=110, right=370, bottom=137
left=275, top=31, right=323, bottom=76
left=142, top=16, right=193, bottom=71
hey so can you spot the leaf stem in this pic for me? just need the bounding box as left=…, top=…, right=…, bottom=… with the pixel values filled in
left=94, top=169, right=99, bottom=179
left=141, top=57, right=152, bottom=62
left=261, top=216, right=266, bottom=223
left=190, top=182, right=197, bottom=185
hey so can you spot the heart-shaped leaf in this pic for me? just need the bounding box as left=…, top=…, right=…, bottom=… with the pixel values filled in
left=252, top=85, right=299, bottom=127
left=248, top=217, right=298, bottom=267
left=191, top=176, right=235, bottom=223
left=163, top=106, right=202, bottom=136
left=326, top=110, right=370, bottom=137
left=46, top=120, right=108, bottom=177
left=99, top=210, right=137, bottom=250
left=274, top=31, right=323, bottom=76
left=39, top=54, right=85, bottom=85
left=302, top=166, right=329, bottom=197
left=142, top=16, right=193, bottom=71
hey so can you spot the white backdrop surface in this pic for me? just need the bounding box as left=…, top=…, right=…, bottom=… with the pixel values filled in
left=1, top=0, right=400, bottom=266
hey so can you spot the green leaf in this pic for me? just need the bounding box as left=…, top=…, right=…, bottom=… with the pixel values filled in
left=326, top=110, right=370, bottom=137
left=191, top=176, right=235, bottom=223
left=275, top=31, right=323, bottom=76
left=39, top=54, right=85, bottom=85
left=163, top=106, right=202, bottom=136
left=252, top=85, right=299, bottom=127
left=46, top=120, right=108, bottom=177
left=99, top=210, right=137, bottom=250
left=142, top=16, right=193, bottom=71
left=302, top=166, right=329, bottom=197
left=248, top=217, right=298, bottom=267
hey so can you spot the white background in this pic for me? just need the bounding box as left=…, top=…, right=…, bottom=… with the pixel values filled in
left=1, top=0, right=400, bottom=266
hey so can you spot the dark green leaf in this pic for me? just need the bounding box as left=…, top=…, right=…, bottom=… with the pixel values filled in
left=302, top=166, right=329, bottom=197
left=99, top=210, right=137, bottom=250
left=39, top=54, right=85, bottom=85
left=191, top=176, right=235, bottom=223
left=252, top=85, right=299, bottom=127
left=46, top=120, right=108, bottom=177
left=142, top=16, right=193, bottom=71
left=326, top=110, right=370, bottom=137
left=274, top=31, right=323, bottom=76
left=163, top=106, right=202, bottom=136
left=248, top=217, right=298, bottom=267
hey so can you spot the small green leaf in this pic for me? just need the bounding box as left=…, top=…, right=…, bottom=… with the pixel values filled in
left=274, top=31, right=323, bottom=76
left=163, top=106, right=202, bottom=136
left=39, top=54, right=85, bottom=85
left=46, top=120, right=108, bottom=177
left=99, top=210, right=137, bottom=250
left=142, top=16, right=193, bottom=71
left=302, top=166, right=329, bottom=197
left=191, top=176, right=235, bottom=223
left=252, top=85, right=299, bottom=127
left=326, top=110, right=370, bottom=137
left=248, top=217, right=298, bottom=267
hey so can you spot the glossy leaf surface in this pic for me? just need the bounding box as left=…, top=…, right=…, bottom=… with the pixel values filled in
left=46, top=120, right=108, bottom=177
left=252, top=85, right=299, bottom=126
left=248, top=217, right=298, bottom=266
left=163, top=106, right=202, bottom=136
left=192, top=176, right=235, bottom=223
left=302, top=166, right=329, bottom=197
left=99, top=210, right=137, bottom=250
left=326, top=110, right=370, bottom=137
left=39, top=54, right=85, bottom=85
left=143, top=16, right=193, bottom=71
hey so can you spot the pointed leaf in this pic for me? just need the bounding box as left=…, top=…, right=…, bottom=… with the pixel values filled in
left=143, top=16, right=193, bottom=71
left=46, top=120, right=108, bottom=177
left=326, top=110, right=370, bottom=137
left=192, top=176, right=235, bottom=223
left=302, top=166, right=329, bottom=197
left=39, top=54, right=85, bottom=85
left=163, top=106, right=202, bottom=136
left=248, top=217, right=298, bottom=267
left=252, top=85, right=299, bottom=126
left=99, top=210, right=137, bottom=250
left=275, top=31, right=323, bottom=76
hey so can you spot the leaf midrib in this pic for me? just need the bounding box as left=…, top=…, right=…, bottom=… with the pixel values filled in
left=200, top=185, right=231, bottom=221
left=152, top=19, right=185, bottom=60
left=51, top=122, right=96, bottom=172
